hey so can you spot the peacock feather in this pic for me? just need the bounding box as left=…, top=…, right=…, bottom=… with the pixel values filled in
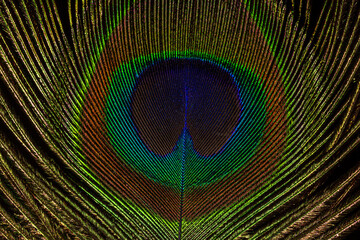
left=1, top=0, right=360, bottom=239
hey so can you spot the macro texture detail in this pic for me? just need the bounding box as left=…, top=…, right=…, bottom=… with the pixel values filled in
left=0, top=0, right=360, bottom=239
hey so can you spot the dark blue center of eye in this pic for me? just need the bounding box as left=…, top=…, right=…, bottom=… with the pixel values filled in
left=131, top=58, right=242, bottom=156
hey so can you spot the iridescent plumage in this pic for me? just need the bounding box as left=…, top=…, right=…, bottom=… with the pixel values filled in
left=1, top=0, right=360, bottom=239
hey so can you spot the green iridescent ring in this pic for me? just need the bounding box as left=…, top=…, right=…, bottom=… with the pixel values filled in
left=106, top=52, right=267, bottom=188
